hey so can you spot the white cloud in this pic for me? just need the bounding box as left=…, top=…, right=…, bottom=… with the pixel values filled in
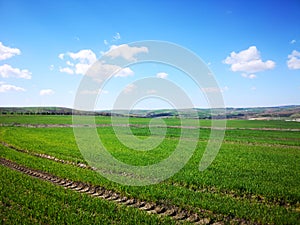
left=113, top=32, right=121, bottom=41
left=0, top=82, right=25, bottom=92
left=0, top=42, right=21, bottom=60
left=85, top=61, right=123, bottom=81
left=40, top=89, right=55, bottom=96
left=287, top=50, right=300, bottom=70
left=241, top=73, right=257, bottom=79
left=68, top=49, right=97, bottom=64
left=123, top=84, right=136, bottom=94
left=114, top=67, right=134, bottom=77
left=58, top=49, right=97, bottom=75
left=49, top=64, right=54, bottom=71
left=66, top=61, right=74, bottom=66
left=0, top=64, right=32, bottom=79
left=106, top=44, right=148, bottom=61
left=290, top=40, right=296, bottom=44
left=59, top=67, right=74, bottom=74
left=74, top=63, right=90, bottom=75
left=248, top=74, right=257, bottom=79
left=251, top=86, right=257, bottom=91
left=223, top=46, right=275, bottom=75
left=58, top=53, right=64, bottom=60
left=58, top=45, right=145, bottom=78
left=156, top=72, right=168, bottom=79
left=104, top=40, right=109, bottom=45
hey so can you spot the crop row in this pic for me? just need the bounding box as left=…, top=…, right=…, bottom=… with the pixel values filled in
left=0, top=161, right=175, bottom=225
left=1, top=157, right=234, bottom=224
left=1, top=142, right=299, bottom=224
left=1, top=116, right=300, bottom=224
left=1, top=140, right=297, bottom=210
left=1, top=115, right=300, bottom=129
left=0, top=126, right=299, bottom=202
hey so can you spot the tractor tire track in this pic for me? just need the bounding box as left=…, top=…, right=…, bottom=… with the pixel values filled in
left=1, top=141, right=93, bottom=170
left=0, top=157, right=257, bottom=225
left=1, top=141, right=297, bottom=211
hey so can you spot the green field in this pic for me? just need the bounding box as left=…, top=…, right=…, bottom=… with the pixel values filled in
left=1, top=115, right=300, bottom=224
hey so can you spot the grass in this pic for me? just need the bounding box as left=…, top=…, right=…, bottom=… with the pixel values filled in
left=1, top=115, right=300, bottom=224
left=1, top=114, right=300, bottom=129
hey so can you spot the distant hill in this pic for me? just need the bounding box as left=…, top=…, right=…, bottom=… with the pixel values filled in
left=0, top=107, right=75, bottom=115
left=1, top=105, right=300, bottom=120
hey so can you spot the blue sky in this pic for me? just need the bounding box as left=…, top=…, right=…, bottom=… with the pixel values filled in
left=0, top=0, right=300, bottom=109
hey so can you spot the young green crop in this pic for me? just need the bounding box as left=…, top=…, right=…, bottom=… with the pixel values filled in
left=1, top=115, right=300, bottom=224
left=1, top=145, right=300, bottom=224
left=2, top=114, right=300, bottom=129
left=0, top=164, right=176, bottom=225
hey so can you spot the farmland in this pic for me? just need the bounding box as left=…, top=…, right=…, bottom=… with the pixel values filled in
left=1, top=115, right=300, bottom=224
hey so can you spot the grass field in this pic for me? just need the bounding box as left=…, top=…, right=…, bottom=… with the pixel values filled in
left=1, top=115, right=300, bottom=224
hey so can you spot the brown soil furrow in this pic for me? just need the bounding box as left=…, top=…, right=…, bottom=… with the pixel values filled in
left=0, top=157, right=257, bottom=224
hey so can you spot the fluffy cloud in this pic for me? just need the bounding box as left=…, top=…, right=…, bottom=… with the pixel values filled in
left=0, top=64, right=32, bottom=79
left=290, top=40, right=296, bottom=44
left=241, top=73, right=257, bottom=79
left=58, top=49, right=97, bottom=75
left=287, top=50, right=300, bottom=70
left=106, top=44, right=148, bottom=61
left=0, top=42, right=21, bottom=60
left=83, top=62, right=123, bottom=81
left=0, top=42, right=32, bottom=83
left=40, top=89, right=55, bottom=96
left=68, top=49, right=97, bottom=64
left=59, top=67, right=74, bottom=74
left=66, top=61, right=74, bottom=66
left=114, top=67, right=134, bottom=77
left=156, top=72, right=168, bottom=79
left=224, top=46, right=275, bottom=76
left=58, top=53, right=64, bottom=60
left=74, top=60, right=135, bottom=80
left=73, top=63, right=89, bottom=75
left=0, top=82, right=25, bottom=92
left=59, top=44, right=147, bottom=76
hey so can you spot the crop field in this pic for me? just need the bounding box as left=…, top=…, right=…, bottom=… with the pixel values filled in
left=1, top=115, right=300, bottom=224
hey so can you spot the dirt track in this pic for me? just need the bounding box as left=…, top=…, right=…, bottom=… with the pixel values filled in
left=0, top=157, right=256, bottom=225
left=1, top=140, right=297, bottom=208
